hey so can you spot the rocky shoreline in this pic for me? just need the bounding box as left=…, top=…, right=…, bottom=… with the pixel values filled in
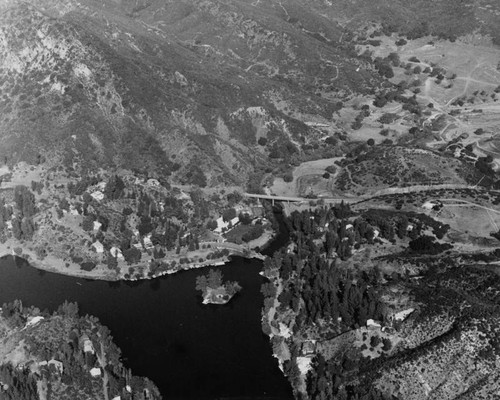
left=0, top=231, right=271, bottom=282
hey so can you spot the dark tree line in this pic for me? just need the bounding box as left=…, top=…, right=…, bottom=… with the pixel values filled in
left=265, top=203, right=387, bottom=329
left=265, top=246, right=384, bottom=330
left=0, top=364, right=38, bottom=400
left=11, top=186, right=36, bottom=240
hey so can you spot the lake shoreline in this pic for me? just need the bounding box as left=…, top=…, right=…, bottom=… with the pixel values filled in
left=0, top=229, right=274, bottom=282
left=0, top=241, right=294, bottom=399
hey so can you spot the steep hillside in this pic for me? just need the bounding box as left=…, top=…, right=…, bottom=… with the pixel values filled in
left=0, top=0, right=382, bottom=188
left=305, top=0, right=500, bottom=43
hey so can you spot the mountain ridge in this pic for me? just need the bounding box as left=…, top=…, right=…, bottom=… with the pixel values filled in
left=0, top=0, right=383, bottom=188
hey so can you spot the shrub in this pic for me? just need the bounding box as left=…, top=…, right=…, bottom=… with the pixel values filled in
left=325, top=136, right=338, bottom=146
left=258, top=137, right=267, bottom=146
left=123, top=247, right=142, bottom=264
left=82, top=216, right=94, bottom=231
left=408, top=235, right=452, bottom=254
left=80, top=262, right=96, bottom=271
left=222, top=208, right=237, bottom=222
left=242, top=225, right=264, bottom=242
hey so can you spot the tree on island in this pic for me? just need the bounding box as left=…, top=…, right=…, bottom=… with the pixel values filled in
left=196, top=269, right=241, bottom=302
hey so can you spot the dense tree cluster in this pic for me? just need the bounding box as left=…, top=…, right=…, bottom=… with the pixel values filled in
left=0, top=198, right=13, bottom=239
left=196, top=269, right=223, bottom=292
left=196, top=269, right=241, bottom=297
left=264, top=204, right=385, bottom=328
left=104, top=175, right=125, bottom=200
left=0, top=364, right=38, bottom=400
left=260, top=205, right=390, bottom=399
left=242, top=224, right=264, bottom=243
left=266, top=252, right=384, bottom=331
left=10, top=186, right=36, bottom=240
left=0, top=301, right=161, bottom=400
left=261, top=203, right=456, bottom=399
left=373, top=58, right=394, bottom=78
left=408, top=235, right=453, bottom=255
left=475, top=156, right=495, bottom=176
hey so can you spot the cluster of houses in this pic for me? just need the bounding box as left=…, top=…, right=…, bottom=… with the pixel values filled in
left=82, top=334, right=102, bottom=378
left=73, top=181, right=267, bottom=259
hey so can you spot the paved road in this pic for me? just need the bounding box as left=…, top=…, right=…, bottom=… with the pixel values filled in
left=244, top=184, right=479, bottom=205
left=243, top=192, right=361, bottom=203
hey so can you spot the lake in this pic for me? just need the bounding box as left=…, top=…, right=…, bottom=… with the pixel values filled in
left=0, top=216, right=293, bottom=399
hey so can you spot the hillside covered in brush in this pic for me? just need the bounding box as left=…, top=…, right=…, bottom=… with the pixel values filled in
left=0, top=0, right=384, bottom=188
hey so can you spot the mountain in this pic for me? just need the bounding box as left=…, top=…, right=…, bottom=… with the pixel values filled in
left=305, top=0, right=500, bottom=43
left=0, top=0, right=383, bottom=188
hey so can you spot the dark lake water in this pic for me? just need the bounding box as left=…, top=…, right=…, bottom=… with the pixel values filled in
left=0, top=213, right=293, bottom=399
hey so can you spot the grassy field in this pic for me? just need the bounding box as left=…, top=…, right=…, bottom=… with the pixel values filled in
left=356, top=31, right=500, bottom=173
left=437, top=205, right=500, bottom=240
left=269, top=157, right=342, bottom=197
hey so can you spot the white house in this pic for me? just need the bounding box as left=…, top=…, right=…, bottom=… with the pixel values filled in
left=83, top=338, right=95, bottom=354
left=214, top=216, right=240, bottom=233
left=93, top=220, right=102, bottom=232
left=367, top=319, right=382, bottom=329
left=90, top=367, right=101, bottom=377
left=26, top=316, right=44, bottom=328
left=110, top=247, right=123, bottom=259
left=146, top=178, right=160, bottom=187
left=422, top=200, right=442, bottom=210
left=92, top=241, right=104, bottom=254
left=90, top=191, right=104, bottom=201
left=144, top=234, right=154, bottom=250
left=394, top=308, right=415, bottom=321
left=110, top=247, right=124, bottom=260
left=296, top=356, right=313, bottom=375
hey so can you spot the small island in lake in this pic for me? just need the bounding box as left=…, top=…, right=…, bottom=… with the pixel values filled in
left=196, top=269, right=241, bottom=305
